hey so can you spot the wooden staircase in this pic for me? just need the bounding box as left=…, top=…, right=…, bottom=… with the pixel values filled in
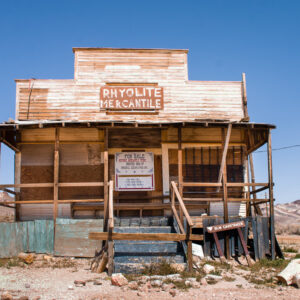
left=113, top=223, right=186, bottom=273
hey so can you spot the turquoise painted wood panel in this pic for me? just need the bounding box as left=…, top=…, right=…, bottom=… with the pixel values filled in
left=0, top=220, right=54, bottom=258
left=54, top=218, right=103, bottom=257
left=27, top=221, right=36, bottom=253
left=34, top=220, right=54, bottom=254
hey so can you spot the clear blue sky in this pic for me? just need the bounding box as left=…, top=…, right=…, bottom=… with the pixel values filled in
left=0, top=0, right=299, bottom=203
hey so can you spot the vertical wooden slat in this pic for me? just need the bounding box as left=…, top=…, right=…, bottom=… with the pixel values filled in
left=267, top=129, right=275, bottom=259
left=14, top=152, right=21, bottom=221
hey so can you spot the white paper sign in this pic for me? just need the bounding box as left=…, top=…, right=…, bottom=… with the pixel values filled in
left=115, top=152, right=155, bottom=191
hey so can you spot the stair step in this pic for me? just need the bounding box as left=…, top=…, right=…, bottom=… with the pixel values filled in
left=115, top=217, right=169, bottom=227
left=114, top=254, right=185, bottom=264
left=114, top=226, right=173, bottom=234
left=114, top=262, right=186, bottom=274
left=114, top=241, right=180, bottom=253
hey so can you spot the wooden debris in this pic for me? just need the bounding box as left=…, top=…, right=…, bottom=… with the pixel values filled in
left=91, top=246, right=108, bottom=273
left=18, top=252, right=34, bottom=264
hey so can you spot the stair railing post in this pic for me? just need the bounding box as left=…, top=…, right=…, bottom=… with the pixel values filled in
left=187, top=223, right=193, bottom=271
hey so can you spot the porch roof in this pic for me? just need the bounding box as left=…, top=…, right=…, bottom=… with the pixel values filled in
left=0, top=119, right=275, bottom=131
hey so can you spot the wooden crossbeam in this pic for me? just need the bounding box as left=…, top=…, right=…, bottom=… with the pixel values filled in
left=0, top=137, right=20, bottom=153
left=89, top=232, right=203, bottom=241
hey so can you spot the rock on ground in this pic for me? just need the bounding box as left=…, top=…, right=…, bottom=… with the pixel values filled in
left=111, top=273, right=128, bottom=287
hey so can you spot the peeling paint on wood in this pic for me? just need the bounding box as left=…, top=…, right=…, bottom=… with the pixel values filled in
left=16, top=48, right=245, bottom=122
left=0, top=220, right=54, bottom=258
left=54, top=218, right=103, bottom=257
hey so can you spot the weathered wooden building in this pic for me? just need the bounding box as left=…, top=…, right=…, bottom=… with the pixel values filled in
left=0, top=48, right=278, bottom=271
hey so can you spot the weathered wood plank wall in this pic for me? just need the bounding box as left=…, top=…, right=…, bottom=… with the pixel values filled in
left=15, top=48, right=245, bottom=122
left=54, top=218, right=103, bottom=257
left=18, top=128, right=104, bottom=220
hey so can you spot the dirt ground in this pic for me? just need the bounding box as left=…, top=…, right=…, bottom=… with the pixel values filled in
left=1, top=253, right=300, bottom=300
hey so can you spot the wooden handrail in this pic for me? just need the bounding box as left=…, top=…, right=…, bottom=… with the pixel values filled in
left=181, top=182, right=268, bottom=187
left=182, top=182, right=222, bottom=187
left=2, top=199, right=104, bottom=204
left=226, top=183, right=269, bottom=187
left=0, top=182, right=105, bottom=189
left=171, top=181, right=193, bottom=227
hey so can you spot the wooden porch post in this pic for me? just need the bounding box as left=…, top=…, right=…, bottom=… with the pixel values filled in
left=178, top=127, right=183, bottom=223
left=245, top=154, right=251, bottom=216
left=220, top=124, right=231, bottom=258
left=53, top=128, right=60, bottom=230
left=222, top=161, right=230, bottom=258
left=14, top=151, right=21, bottom=221
left=267, top=129, right=275, bottom=259
left=103, top=128, right=109, bottom=232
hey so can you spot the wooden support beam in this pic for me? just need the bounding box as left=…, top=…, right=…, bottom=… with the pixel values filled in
left=53, top=128, right=59, bottom=228
left=182, top=182, right=222, bottom=187
left=103, top=128, right=109, bottom=233
left=247, top=138, right=267, bottom=155
left=187, top=239, right=193, bottom=271
left=250, top=185, right=269, bottom=195
left=58, top=182, right=104, bottom=187
left=107, top=240, right=114, bottom=276
left=0, top=188, right=18, bottom=195
left=0, top=183, right=105, bottom=188
left=217, top=123, right=232, bottom=190
left=227, top=183, right=268, bottom=187
left=242, top=73, right=250, bottom=121
left=103, top=151, right=109, bottom=231
left=247, top=128, right=261, bottom=216
left=212, top=232, right=226, bottom=263
left=267, top=129, right=275, bottom=259
left=178, top=127, right=183, bottom=197
left=89, top=232, right=203, bottom=241
left=14, top=152, right=21, bottom=221
left=171, top=205, right=185, bottom=234
left=1, top=138, right=20, bottom=153
left=245, top=155, right=251, bottom=216
left=222, top=160, right=230, bottom=258
left=171, top=182, right=193, bottom=226
left=108, top=181, right=114, bottom=229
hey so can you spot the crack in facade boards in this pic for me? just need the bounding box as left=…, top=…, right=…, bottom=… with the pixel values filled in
left=100, top=86, right=164, bottom=110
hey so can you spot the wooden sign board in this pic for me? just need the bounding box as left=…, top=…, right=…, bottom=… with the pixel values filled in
left=115, top=152, right=155, bottom=191
left=207, top=221, right=245, bottom=233
left=100, top=86, right=164, bottom=110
